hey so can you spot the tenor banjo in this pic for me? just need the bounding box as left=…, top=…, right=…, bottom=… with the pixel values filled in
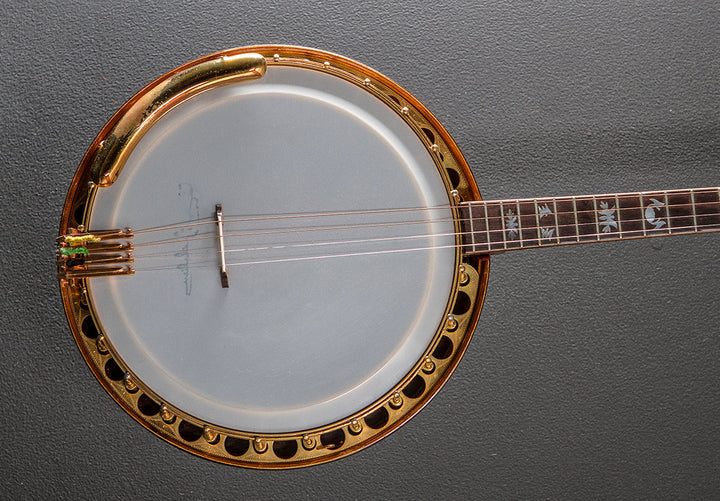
left=57, top=46, right=720, bottom=468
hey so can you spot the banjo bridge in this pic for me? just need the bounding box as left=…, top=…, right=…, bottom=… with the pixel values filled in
left=56, top=228, right=135, bottom=280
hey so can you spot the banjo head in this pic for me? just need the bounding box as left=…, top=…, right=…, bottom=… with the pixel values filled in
left=58, top=46, right=489, bottom=468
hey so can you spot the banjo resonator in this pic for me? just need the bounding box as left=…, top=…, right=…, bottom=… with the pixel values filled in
left=58, top=46, right=488, bottom=468
left=57, top=46, right=719, bottom=468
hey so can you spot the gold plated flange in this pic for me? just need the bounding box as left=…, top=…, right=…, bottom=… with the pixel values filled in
left=59, top=45, right=490, bottom=468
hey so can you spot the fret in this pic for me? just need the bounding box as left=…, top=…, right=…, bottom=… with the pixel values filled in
left=666, top=190, right=695, bottom=234
left=664, top=192, right=671, bottom=230
left=618, top=193, right=644, bottom=238
left=535, top=199, right=557, bottom=245
left=484, top=201, right=505, bottom=251
left=640, top=191, right=671, bottom=236
left=499, top=201, right=508, bottom=249
left=518, top=200, right=539, bottom=248
left=690, top=189, right=698, bottom=231
left=572, top=197, right=580, bottom=242
left=515, top=200, right=524, bottom=248
left=467, top=201, right=476, bottom=253
left=555, top=197, right=578, bottom=243
left=592, top=197, right=600, bottom=240
left=457, top=203, right=475, bottom=252
left=483, top=202, right=491, bottom=248
left=501, top=200, right=522, bottom=249
left=639, top=196, right=646, bottom=236
left=552, top=198, right=561, bottom=243
left=575, top=196, right=598, bottom=242
left=614, top=194, right=623, bottom=237
left=694, top=188, right=720, bottom=230
left=594, top=195, right=621, bottom=240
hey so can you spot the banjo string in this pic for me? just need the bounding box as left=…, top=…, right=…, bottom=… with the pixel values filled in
left=123, top=215, right=720, bottom=272
left=131, top=204, right=457, bottom=234
left=126, top=221, right=720, bottom=273
left=128, top=199, right=708, bottom=239
left=126, top=201, right=717, bottom=250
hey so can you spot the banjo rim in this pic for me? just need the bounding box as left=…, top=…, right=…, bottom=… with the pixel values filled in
left=58, top=45, right=490, bottom=468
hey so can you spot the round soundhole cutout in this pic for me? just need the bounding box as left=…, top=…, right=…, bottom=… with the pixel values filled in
left=320, top=429, right=345, bottom=450
left=137, top=394, right=161, bottom=416
left=446, top=168, right=460, bottom=188
left=364, top=407, right=390, bottom=429
left=224, top=437, right=250, bottom=457
left=81, top=316, right=99, bottom=339
left=104, top=358, right=124, bottom=381
left=433, top=336, right=454, bottom=360
left=273, top=440, right=299, bottom=459
left=402, top=375, right=426, bottom=399
left=453, top=291, right=472, bottom=315
left=178, top=420, right=203, bottom=442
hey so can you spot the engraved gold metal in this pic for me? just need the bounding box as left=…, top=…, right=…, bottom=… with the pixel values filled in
left=59, top=45, right=490, bottom=468
left=89, top=53, right=266, bottom=187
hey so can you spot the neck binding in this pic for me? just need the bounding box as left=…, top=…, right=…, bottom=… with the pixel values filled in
left=458, top=187, right=720, bottom=254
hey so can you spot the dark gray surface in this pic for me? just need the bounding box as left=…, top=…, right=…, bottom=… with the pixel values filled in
left=1, top=2, right=718, bottom=499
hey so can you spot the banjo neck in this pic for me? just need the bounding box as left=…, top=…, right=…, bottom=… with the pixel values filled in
left=459, top=187, right=720, bottom=254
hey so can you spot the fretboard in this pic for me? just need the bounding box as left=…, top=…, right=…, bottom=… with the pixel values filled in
left=458, top=187, right=720, bottom=254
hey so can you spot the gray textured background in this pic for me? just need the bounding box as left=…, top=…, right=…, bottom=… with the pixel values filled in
left=2, top=1, right=719, bottom=499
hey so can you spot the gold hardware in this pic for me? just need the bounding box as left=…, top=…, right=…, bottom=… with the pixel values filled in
left=445, top=314, right=458, bottom=332
left=203, top=426, right=219, bottom=444
left=459, top=264, right=469, bottom=285
left=389, top=392, right=403, bottom=409
left=96, top=335, right=108, bottom=354
left=160, top=405, right=176, bottom=424
left=422, top=357, right=435, bottom=374
left=301, top=435, right=316, bottom=450
left=56, top=228, right=134, bottom=242
left=90, top=53, right=266, bottom=187
left=450, top=189, right=461, bottom=204
left=123, top=373, right=138, bottom=393
left=58, top=266, right=134, bottom=279
left=348, top=419, right=362, bottom=435
left=253, top=437, right=267, bottom=454
left=57, top=253, right=133, bottom=266
left=56, top=228, right=134, bottom=279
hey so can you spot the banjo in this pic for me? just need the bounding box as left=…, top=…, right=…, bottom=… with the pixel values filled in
left=57, top=46, right=720, bottom=468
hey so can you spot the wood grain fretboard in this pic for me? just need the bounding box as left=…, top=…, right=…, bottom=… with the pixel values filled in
left=458, top=188, right=720, bottom=254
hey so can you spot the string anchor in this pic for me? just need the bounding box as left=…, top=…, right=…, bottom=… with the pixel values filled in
left=56, top=228, right=134, bottom=279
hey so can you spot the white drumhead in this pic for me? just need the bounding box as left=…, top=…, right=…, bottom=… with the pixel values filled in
left=89, top=65, right=456, bottom=433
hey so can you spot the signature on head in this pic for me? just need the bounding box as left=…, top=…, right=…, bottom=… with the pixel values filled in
left=175, top=183, right=200, bottom=296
